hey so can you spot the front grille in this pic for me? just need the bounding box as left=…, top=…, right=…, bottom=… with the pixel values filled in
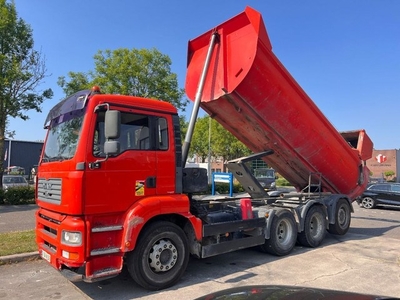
left=44, top=241, right=57, bottom=252
left=37, top=178, right=62, bottom=204
left=39, top=213, right=61, bottom=225
left=38, top=213, right=58, bottom=237
left=44, top=225, right=57, bottom=235
left=37, top=212, right=59, bottom=254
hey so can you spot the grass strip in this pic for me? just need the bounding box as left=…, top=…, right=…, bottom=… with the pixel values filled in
left=0, top=230, right=37, bottom=257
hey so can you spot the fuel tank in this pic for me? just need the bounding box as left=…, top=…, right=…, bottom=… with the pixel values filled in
left=185, top=6, right=373, bottom=199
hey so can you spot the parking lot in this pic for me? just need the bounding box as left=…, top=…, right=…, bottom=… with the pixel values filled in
left=0, top=203, right=400, bottom=299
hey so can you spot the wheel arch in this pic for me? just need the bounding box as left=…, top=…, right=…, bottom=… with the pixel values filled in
left=261, top=208, right=297, bottom=256
left=322, top=195, right=353, bottom=225
left=121, top=196, right=201, bottom=253
left=362, top=191, right=378, bottom=197
left=125, top=219, right=190, bottom=290
left=297, top=201, right=328, bottom=232
left=264, top=208, right=296, bottom=240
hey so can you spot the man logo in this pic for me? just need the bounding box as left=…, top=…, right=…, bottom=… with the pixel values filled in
left=42, top=182, right=52, bottom=190
left=375, top=154, right=387, bottom=164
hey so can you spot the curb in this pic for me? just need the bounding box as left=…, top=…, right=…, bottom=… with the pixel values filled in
left=0, top=251, right=39, bottom=265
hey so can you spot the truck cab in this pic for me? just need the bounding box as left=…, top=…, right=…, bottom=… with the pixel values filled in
left=254, top=168, right=276, bottom=191
left=35, top=87, right=198, bottom=283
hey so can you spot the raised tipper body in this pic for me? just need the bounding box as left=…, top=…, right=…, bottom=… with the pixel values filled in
left=185, top=6, right=372, bottom=200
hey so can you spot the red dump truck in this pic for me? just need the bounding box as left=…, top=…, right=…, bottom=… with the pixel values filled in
left=35, top=6, right=372, bottom=290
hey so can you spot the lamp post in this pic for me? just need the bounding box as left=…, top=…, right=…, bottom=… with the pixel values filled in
left=207, top=116, right=212, bottom=184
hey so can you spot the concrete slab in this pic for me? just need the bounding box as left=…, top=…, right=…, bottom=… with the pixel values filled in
left=1, top=231, right=398, bottom=299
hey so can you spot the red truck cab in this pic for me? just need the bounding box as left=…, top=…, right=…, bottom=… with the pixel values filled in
left=35, top=87, right=203, bottom=284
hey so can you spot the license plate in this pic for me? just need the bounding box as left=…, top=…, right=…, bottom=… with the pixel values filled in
left=41, top=250, right=51, bottom=263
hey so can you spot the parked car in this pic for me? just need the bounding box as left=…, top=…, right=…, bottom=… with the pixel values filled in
left=2, top=175, right=29, bottom=190
left=358, top=183, right=400, bottom=209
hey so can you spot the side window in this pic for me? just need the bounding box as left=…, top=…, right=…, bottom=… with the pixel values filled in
left=391, top=185, right=400, bottom=193
left=157, top=117, right=168, bottom=150
left=120, top=113, right=150, bottom=151
left=370, top=184, right=390, bottom=191
left=93, top=112, right=106, bottom=157
left=93, top=111, right=168, bottom=156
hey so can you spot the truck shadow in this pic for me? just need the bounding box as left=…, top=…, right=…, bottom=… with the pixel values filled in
left=73, top=247, right=294, bottom=299
left=348, top=224, right=400, bottom=236
left=72, top=225, right=397, bottom=300
left=72, top=203, right=399, bottom=299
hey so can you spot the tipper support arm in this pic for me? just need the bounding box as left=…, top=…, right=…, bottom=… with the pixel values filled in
left=182, top=32, right=220, bottom=167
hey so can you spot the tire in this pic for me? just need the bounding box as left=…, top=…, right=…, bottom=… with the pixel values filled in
left=260, top=209, right=297, bottom=256
left=127, top=221, right=189, bottom=290
left=297, top=205, right=327, bottom=248
left=361, top=197, right=376, bottom=209
left=328, top=198, right=351, bottom=235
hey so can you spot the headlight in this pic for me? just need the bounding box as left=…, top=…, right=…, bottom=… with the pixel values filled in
left=271, top=182, right=276, bottom=188
left=61, top=230, right=82, bottom=246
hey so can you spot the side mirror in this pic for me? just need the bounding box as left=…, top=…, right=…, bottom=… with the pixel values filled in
left=104, top=141, right=120, bottom=156
left=105, top=110, right=120, bottom=139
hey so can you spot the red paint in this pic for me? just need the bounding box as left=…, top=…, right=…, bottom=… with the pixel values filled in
left=35, top=92, right=200, bottom=281
left=240, top=198, right=253, bottom=220
left=186, top=6, right=373, bottom=199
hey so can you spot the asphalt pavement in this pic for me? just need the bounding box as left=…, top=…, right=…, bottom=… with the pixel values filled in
left=0, top=204, right=37, bottom=233
left=0, top=204, right=400, bottom=299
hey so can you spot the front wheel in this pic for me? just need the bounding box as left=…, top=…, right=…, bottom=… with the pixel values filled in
left=127, top=221, right=189, bottom=290
left=297, top=205, right=327, bottom=248
left=361, top=197, right=376, bottom=209
left=328, top=198, right=351, bottom=235
left=260, top=209, right=297, bottom=256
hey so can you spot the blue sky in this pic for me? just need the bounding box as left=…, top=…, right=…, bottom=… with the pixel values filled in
left=10, top=1, right=400, bottom=150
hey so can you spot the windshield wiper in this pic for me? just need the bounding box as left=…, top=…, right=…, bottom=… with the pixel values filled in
left=47, top=156, right=69, bottom=162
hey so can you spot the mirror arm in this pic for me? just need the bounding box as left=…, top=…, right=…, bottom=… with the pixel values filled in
left=89, top=155, right=109, bottom=169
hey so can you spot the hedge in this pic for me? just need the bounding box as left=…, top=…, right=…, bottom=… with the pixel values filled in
left=0, top=186, right=35, bottom=205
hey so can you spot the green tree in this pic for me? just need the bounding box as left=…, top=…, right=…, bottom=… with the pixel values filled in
left=0, top=0, right=53, bottom=179
left=58, top=48, right=187, bottom=111
left=189, top=115, right=251, bottom=170
left=179, top=116, right=188, bottom=148
left=212, top=120, right=252, bottom=170
left=384, top=170, right=395, bottom=181
left=189, top=116, right=213, bottom=162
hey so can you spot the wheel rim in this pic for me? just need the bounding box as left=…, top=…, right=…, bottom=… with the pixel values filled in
left=149, top=239, right=178, bottom=273
left=276, top=219, right=295, bottom=247
left=310, top=213, right=324, bottom=238
left=362, top=198, right=373, bottom=209
left=337, top=203, right=350, bottom=229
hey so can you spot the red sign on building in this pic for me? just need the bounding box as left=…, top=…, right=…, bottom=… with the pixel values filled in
left=375, top=154, right=387, bottom=164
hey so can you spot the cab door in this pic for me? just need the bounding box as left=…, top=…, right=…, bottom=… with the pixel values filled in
left=84, top=109, right=158, bottom=215
left=154, top=116, right=178, bottom=196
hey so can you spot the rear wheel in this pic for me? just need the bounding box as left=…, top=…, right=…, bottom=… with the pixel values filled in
left=127, top=221, right=189, bottom=290
left=361, top=197, right=376, bottom=209
left=328, top=198, right=351, bottom=235
left=260, top=209, right=297, bottom=256
left=297, top=205, right=327, bottom=247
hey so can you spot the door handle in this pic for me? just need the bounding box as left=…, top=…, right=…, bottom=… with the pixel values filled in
left=146, top=177, right=156, bottom=188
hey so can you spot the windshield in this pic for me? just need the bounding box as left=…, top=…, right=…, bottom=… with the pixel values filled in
left=3, top=176, right=27, bottom=184
left=43, top=110, right=85, bottom=162
left=254, top=169, right=275, bottom=178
